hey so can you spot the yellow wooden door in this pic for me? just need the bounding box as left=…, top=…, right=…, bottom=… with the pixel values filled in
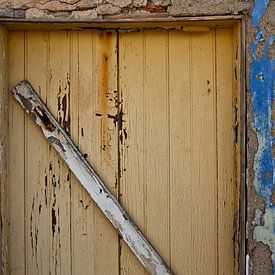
left=8, top=27, right=239, bottom=274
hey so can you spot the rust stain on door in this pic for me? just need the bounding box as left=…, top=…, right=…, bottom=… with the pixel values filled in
left=98, top=31, right=116, bottom=165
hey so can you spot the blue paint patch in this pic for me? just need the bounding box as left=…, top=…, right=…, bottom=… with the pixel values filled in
left=252, top=0, right=270, bottom=28
left=251, top=1, right=275, bottom=273
left=251, top=35, right=275, bottom=205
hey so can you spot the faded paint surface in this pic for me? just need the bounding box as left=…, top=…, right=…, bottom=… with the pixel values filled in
left=7, top=29, right=237, bottom=274
left=250, top=0, right=275, bottom=273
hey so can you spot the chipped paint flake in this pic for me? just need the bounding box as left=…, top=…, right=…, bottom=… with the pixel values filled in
left=251, top=0, right=275, bottom=273
left=252, top=208, right=263, bottom=226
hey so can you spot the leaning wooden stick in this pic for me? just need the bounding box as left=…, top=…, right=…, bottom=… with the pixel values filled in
left=11, top=80, right=173, bottom=275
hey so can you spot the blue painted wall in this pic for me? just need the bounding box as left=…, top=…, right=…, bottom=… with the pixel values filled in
left=251, top=0, right=275, bottom=273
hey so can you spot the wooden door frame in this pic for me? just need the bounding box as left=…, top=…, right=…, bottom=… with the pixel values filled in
left=0, top=15, right=246, bottom=274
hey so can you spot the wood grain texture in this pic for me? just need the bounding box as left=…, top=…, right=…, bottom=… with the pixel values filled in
left=0, top=25, right=8, bottom=275
left=190, top=30, right=217, bottom=275
left=144, top=31, right=171, bottom=268
left=168, top=30, right=192, bottom=275
left=24, top=30, right=50, bottom=274
left=119, top=31, right=148, bottom=275
left=119, top=30, right=172, bottom=274
left=216, top=28, right=235, bottom=275
left=48, top=30, right=72, bottom=275
left=8, top=31, right=25, bottom=275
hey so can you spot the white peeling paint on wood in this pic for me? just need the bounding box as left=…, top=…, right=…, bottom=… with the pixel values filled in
left=11, top=80, right=173, bottom=275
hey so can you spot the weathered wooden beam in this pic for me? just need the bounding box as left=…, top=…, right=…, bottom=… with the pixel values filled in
left=11, top=80, right=173, bottom=275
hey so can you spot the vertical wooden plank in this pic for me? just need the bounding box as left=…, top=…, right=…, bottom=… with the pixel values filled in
left=92, top=30, right=119, bottom=275
left=144, top=30, right=170, bottom=267
left=70, top=30, right=96, bottom=274
left=8, top=31, right=26, bottom=275
left=168, top=30, right=192, bottom=275
left=0, top=25, right=8, bottom=275
left=69, top=30, right=90, bottom=275
left=24, top=30, right=50, bottom=274
left=119, top=31, right=147, bottom=275
left=216, top=28, right=234, bottom=275
left=48, top=30, right=71, bottom=275
left=68, top=30, right=79, bottom=275
left=190, top=30, right=217, bottom=275
left=71, top=30, right=119, bottom=274
left=120, top=31, right=170, bottom=273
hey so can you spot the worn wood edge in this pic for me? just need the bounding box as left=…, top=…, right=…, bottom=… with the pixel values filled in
left=0, top=25, right=8, bottom=274
left=0, top=14, right=243, bottom=23
left=0, top=15, right=242, bottom=31
left=238, top=17, right=247, bottom=275
left=232, top=20, right=244, bottom=275
left=10, top=80, right=173, bottom=275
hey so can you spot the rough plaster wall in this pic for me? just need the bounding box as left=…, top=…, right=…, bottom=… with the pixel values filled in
left=170, top=0, right=250, bottom=15
left=0, top=0, right=274, bottom=274
left=247, top=0, right=275, bottom=274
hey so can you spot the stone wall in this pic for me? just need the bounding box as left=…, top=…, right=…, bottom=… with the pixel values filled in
left=0, top=0, right=172, bottom=19
left=0, top=0, right=252, bottom=19
left=0, top=0, right=275, bottom=274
